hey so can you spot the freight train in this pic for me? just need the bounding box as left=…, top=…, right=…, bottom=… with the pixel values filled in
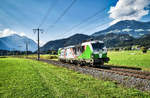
left=58, top=40, right=109, bottom=66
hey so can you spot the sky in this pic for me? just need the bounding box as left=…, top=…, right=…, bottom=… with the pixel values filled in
left=0, top=0, right=150, bottom=46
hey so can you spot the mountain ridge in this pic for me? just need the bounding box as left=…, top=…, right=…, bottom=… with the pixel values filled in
left=92, top=20, right=150, bottom=37
left=41, top=20, right=150, bottom=51
left=41, top=34, right=91, bottom=51
left=0, top=34, right=37, bottom=52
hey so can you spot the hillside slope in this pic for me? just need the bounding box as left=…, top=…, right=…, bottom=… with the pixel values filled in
left=41, top=20, right=150, bottom=51
left=41, top=34, right=91, bottom=51
left=92, top=20, right=150, bottom=37
left=0, top=34, right=37, bottom=52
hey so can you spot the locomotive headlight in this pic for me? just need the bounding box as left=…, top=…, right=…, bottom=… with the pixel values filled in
left=91, top=53, right=94, bottom=58
left=103, top=47, right=107, bottom=52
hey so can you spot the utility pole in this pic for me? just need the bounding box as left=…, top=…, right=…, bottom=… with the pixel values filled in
left=33, top=28, right=43, bottom=60
left=26, top=42, right=28, bottom=57
left=13, top=48, right=15, bottom=56
left=24, top=40, right=29, bottom=58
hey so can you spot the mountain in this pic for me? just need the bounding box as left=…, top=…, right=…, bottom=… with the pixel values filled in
left=94, top=33, right=134, bottom=47
left=117, top=34, right=150, bottom=48
left=41, top=33, right=134, bottom=51
left=41, top=20, right=150, bottom=51
left=92, top=20, right=150, bottom=38
left=0, top=34, right=37, bottom=52
left=41, top=33, right=150, bottom=51
left=41, top=34, right=91, bottom=51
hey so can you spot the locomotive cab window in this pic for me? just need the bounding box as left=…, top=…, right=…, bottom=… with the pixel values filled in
left=73, top=47, right=77, bottom=55
left=92, top=42, right=104, bottom=51
left=80, top=46, right=84, bottom=53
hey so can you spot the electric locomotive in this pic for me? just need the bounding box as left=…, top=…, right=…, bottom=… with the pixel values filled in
left=58, top=40, right=109, bottom=66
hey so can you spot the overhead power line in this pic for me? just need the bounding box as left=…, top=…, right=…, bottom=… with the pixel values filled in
left=38, top=0, right=59, bottom=28
left=80, top=18, right=109, bottom=35
left=56, top=8, right=107, bottom=37
left=57, top=0, right=116, bottom=38
left=45, top=0, right=77, bottom=32
left=75, top=16, right=108, bottom=35
left=63, top=16, right=107, bottom=37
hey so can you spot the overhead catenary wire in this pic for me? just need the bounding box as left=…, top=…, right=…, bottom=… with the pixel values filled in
left=38, top=0, right=59, bottom=28
left=63, top=16, right=108, bottom=37
left=56, top=0, right=116, bottom=38
left=80, top=18, right=110, bottom=35
left=75, top=16, right=109, bottom=35
left=56, top=8, right=107, bottom=37
left=34, top=0, right=59, bottom=60
left=45, top=0, right=77, bottom=32
left=0, top=5, right=31, bottom=32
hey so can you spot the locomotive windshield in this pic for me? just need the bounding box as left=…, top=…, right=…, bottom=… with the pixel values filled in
left=92, top=42, right=104, bottom=51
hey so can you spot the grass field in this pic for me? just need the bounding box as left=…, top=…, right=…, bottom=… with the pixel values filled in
left=21, top=50, right=150, bottom=71
left=108, top=50, right=150, bottom=71
left=22, top=50, right=150, bottom=71
left=0, top=58, right=150, bottom=97
left=22, top=54, right=58, bottom=61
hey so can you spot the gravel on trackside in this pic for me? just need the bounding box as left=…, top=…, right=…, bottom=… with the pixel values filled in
left=39, top=59, right=150, bottom=91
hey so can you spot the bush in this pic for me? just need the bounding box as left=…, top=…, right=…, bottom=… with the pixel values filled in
left=141, top=47, right=147, bottom=53
left=49, top=55, right=58, bottom=59
left=114, top=48, right=119, bottom=51
left=124, top=46, right=132, bottom=50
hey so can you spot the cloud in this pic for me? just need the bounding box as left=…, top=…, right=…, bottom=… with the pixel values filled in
left=0, top=28, right=25, bottom=38
left=40, top=40, right=46, bottom=47
left=33, top=39, right=45, bottom=46
left=147, top=29, right=150, bottom=32
left=135, top=29, right=144, bottom=32
left=122, top=28, right=132, bottom=32
left=108, top=0, right=150, bottom=25
left=107, top=29, right=121, bottom=34
left=139, top=33, right=144, bottom=36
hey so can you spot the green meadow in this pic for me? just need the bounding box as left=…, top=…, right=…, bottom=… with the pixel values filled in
left=108, top=50, right=150, bottom=71
left=20, top=50, right=150, bottom=71
left=22, top=54, right=58, bottom=61
left=0, top=58, right=150, bottom=97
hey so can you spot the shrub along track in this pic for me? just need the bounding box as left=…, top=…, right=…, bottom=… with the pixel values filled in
left=20, top=57, right=150, bottom=91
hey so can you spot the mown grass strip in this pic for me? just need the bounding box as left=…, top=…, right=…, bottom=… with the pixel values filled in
left=0, top=58, right=150, bottom=98
left=108, top=51, right=150, bottom=71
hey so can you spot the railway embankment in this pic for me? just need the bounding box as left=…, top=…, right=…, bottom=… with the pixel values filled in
left=38, top=59, right=150, bottom=91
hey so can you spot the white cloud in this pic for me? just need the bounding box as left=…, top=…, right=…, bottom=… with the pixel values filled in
left=0, top=28, right=25, bottom=38
left=147, top=29, right=150, bottom=32
left=107, top=30, right=114, bottom=34
left=122, top=28, right=132, bottom=32
left=40, top=40, right=46, bottom=47
left=139, top=33, right=144, bottom=36
left=113, top=29, right=121, bottom=33
left=34, top=39, right=45, bottom=46
left=107, top=29, right=121, bottom=34
left=108, top=0, right=150, bottom=25
left=135, top=29, right=144, bottom=32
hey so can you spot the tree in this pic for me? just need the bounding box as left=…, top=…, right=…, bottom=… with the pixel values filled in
left=141, top=46, right=147, bottom=53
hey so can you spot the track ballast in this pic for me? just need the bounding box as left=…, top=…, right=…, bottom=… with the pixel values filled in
left=27, top=57, right=150, bottom=91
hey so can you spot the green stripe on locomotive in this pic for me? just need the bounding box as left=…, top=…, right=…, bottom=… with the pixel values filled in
left=58, top=49, right=61, bottom=56
left=78, top=45, right=92, bottom=59
left=78, top=45, right=107, bottom=59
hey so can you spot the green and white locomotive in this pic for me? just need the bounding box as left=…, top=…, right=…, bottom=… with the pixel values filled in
left=58, top=40, right=109, bottom=66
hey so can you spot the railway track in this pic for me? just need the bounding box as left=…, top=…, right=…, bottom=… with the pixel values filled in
left=89, top=67, right=150, bottom=80
left=17, top=57, right=150, bottom=91
left=38, top=58, right=150, bottom=80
